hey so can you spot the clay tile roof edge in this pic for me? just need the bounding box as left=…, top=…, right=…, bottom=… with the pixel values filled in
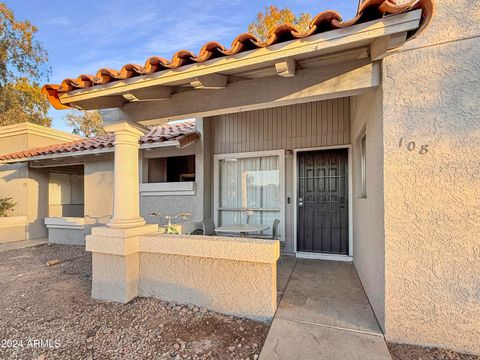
left=41, top=0, right=433, bottom=109
left=0, top=122, right=199, bottom=162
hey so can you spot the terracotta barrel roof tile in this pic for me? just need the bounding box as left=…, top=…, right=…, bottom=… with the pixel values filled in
left=0, top=122, right=198, bottom=161
left=41, top=0, right=433, bottom=109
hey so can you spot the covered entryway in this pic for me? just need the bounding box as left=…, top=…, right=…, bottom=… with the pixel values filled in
left=297, top=149, right=349, bottom=255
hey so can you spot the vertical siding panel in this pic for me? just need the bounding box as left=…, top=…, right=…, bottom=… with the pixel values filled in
left=217, top=117, right=221, bottom=154
left=305, top=103, right=315, bottom=147
left=241, top=111, right=247, bottom=153
left=223, top=115, right=228, bottom=153
left=209, top=98, right=350, bottom=154
left=327, top=99, right=333, bottom=146
left=236, top=113, right=241, bottom=153
left=231, top=113, right=235, bottom=153
left=296, top=104, right=302, bottom=149
left=345, top=97, right=351, bottom=144
left=279, top=106, right=285, bottom=150
left=260, top=109, right=264, bottom=150
left=335, top=98, right=341, bottom=145
left=299, top=104, right=304, bottom=148
left=314, top=102, right=319, bottom=145
left=269, top=108, right=274, bottom=150
left=339, top=97, right=345, bottom=145
left=321, top=100, right=327, bottom=146
left=225, top=114, right=235, bottom=153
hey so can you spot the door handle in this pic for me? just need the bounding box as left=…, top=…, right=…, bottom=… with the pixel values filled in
left=298, top=198, right=304, bottom=207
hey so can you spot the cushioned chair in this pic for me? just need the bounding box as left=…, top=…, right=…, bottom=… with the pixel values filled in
left=252, top=219, right=284, bottom=262
left=202, top=218, right=216, bottom=236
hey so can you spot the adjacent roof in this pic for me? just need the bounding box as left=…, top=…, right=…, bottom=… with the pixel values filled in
left=0, top=122, right=199, bottom=162
left=42, top=0, right=433, bottom=109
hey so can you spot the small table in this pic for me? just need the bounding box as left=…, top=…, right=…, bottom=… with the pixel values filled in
left=215, top=224, right=270, bottom=238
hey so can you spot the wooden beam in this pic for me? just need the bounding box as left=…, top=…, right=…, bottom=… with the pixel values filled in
left=74, top=96, right=126, bottom=110
left=100, top=60, right=380, bottom=125
left=275, top=59, right=296, bottom=77
left=370, top=36, right=390, bottom=61
left=60, top=10, right=421, bottom=106
left=122, top=86, right=172, bottom=102
left=190, top=74, right=228, bottom=89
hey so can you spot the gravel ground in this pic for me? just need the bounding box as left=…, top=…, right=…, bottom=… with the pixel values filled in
left=0, top=244, right=477, bottom=360
left=388, top=343, right=479, bottom=360
left=0, top=244, right=268, bottom=360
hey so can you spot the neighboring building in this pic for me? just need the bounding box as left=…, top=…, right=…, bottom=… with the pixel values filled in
left=0, top=121, right=201, bottom=243
left=1, top=0, right=479, bottom=355
left=0, top=123, right=81, bottom=242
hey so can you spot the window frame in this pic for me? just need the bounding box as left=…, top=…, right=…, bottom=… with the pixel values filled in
left=213, top=150, right=285, bottom=240
left=140, top=152, right=197, bottom=196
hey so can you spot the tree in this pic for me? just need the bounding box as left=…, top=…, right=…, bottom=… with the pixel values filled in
left=0, top=197, right=15, bottom=217
left=248, top=5, right=312, bottom=42
left=65, top=110, right=106, bottom=138
left=0, top=3, right=51, bottom=126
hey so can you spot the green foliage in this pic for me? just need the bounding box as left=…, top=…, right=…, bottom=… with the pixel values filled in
left=0, top=197, right=15, bottom=217
left=248, top=5, right=312, bottom=42
left=65, top=109, right=106, bottom=137
left=0, top=3, right=51, bottom=127
left=0, top=77, right=51, bottom=126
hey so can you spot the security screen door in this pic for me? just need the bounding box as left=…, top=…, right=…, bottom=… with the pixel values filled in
left=297, top=149, right=349, bottom=254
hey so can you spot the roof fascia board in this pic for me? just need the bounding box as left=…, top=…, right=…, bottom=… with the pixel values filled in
left=59, top=10, right=421, bottom=105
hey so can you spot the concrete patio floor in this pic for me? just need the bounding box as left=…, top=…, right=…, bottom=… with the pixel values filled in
left=261, top=258, right=391, bottom=360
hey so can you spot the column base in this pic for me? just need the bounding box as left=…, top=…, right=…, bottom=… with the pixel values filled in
left=86, top=224, right=158, bottom=303
left=107, top=217, right=146, bottom=229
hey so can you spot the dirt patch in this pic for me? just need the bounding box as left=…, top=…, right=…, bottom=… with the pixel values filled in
left=0, top=244, right=269, bottom=359
left=388, top=343, right=479, bottom=360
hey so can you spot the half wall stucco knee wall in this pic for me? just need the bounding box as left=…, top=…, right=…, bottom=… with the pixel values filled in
left=382, top=0, right=480, bottom=354
left=350, top=88, right=386, bottom=331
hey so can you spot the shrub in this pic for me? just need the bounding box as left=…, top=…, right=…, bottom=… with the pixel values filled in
left=0, top=197, right=16, bottom=217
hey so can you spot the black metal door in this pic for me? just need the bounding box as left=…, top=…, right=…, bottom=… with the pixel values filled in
left=297, top=149, right=348, bottom=254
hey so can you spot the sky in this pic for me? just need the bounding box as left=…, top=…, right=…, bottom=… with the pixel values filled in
left=6, top=0, right=359, bottom=133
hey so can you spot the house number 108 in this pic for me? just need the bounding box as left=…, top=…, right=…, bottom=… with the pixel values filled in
left=399, top=138, right=429, bottom=155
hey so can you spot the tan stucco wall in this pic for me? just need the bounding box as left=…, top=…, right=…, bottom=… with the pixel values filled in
left=382, top=0, right=480, bottom=354
left=87, top=228, right=279, bottom=320
left=0, top=216, right=27, bottom=243
left=0, top=134, right=29, bottom=155
left=139, top=252, right=276, bottom=320
left=84, top=157, right=114, bottom=234
left=0, top=122, right=80, bottom=155
left=350, top=88, right=386, bottom=330
left=0, top=163, right=48, bottom=240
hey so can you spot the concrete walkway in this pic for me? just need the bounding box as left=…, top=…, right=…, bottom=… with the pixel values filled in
left=260, top=259, right=391, bottom=360
left=0, top=238, right=48, bottom=253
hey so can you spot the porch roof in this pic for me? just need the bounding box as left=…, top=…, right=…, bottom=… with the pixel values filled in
left=0, top=121, right=198, bottom=163
left=42, top=0, right=433, bottom=110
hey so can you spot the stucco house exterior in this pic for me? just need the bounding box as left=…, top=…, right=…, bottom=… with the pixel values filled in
left=0, top=0, right=478, bottom=355
left=0, top=122, right=81, bottom=243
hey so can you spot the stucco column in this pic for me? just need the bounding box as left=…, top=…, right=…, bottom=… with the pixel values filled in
left=103, top=122, right=146, bottom=229
left=86, top=121, right=158, bottom=304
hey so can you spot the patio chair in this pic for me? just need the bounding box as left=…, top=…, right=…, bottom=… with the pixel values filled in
left=252, top=219, right=285, bottom=262
left=202, top=218, right=216, bottom=236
